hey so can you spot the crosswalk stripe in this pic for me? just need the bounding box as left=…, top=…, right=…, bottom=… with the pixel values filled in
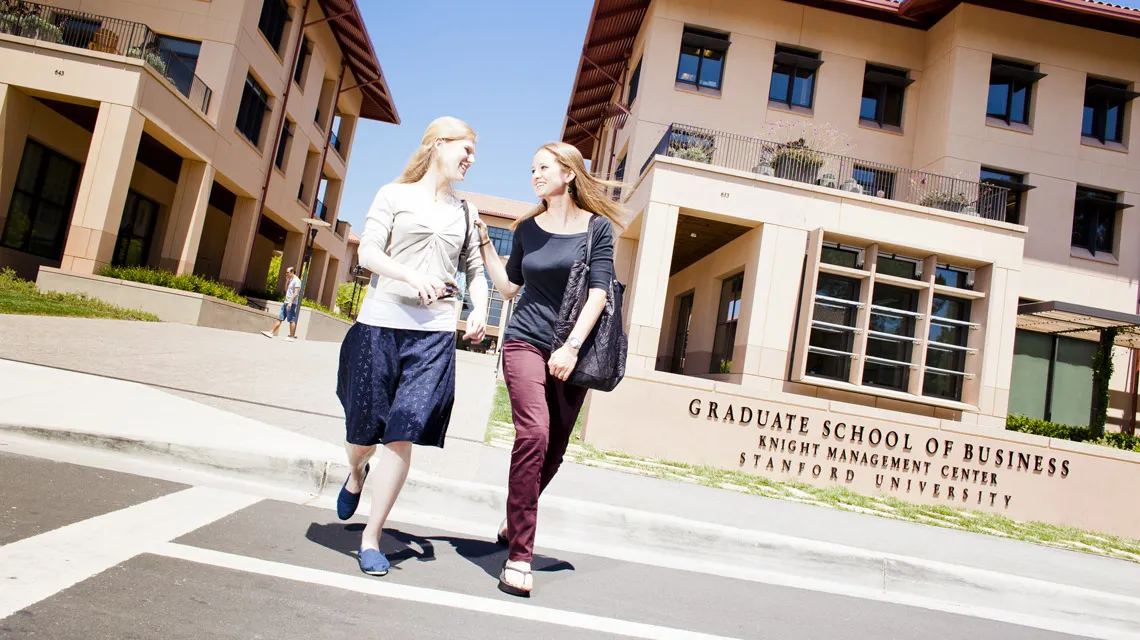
left=156, top=542, right=742, bottom=640
left=0, top=487, right=261, bottom=619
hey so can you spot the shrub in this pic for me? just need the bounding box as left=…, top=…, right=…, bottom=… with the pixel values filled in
left=265, top=254, right=281, bottom=293
left=99, top=266, right=247, bottom=305
left=301, top=298, right=351, bottom=322
left=1006, top=414, right=1140, bottom=454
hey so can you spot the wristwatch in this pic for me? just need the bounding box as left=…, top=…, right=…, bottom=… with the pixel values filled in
left=567, top=337, right=582, bottom=350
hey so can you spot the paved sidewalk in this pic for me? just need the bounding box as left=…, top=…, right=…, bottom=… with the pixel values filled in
left=3, top=317, right=1140, bottom=636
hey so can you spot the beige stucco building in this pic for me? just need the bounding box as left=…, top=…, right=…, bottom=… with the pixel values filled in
left=0, top=0, right=397, bottom=308
left=560, top=0, right=1140, bottom=534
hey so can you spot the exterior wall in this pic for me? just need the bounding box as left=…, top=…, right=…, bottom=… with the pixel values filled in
left=0, top=0, right=373, bottom=302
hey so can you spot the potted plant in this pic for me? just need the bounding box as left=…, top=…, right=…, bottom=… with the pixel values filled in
left=752, top=157, right=775, bottom=177
left=919, top=190, right=972, bottom=213
left=128, top=45, right=167, bottom=75
left=0, top=12, right=19, bottom=34
left=817, top=172, right=838, bottom=189
left=772, top=138, right=824, bottom=182
left=18, top=14, right=61, bottom=42
left=840, top=178, right=864, bottom=194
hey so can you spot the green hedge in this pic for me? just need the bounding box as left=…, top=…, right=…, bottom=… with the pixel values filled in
left=1006, top=414, right=1140, bottom=453
left=99, top=266, right=247, bottom=305
left=302, top=298, right=351, bottom=322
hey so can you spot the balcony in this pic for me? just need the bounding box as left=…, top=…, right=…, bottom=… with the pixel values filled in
left=642, top=124, right=1011, bottom=221
left=330, top=130, right=342, bottom=156
left=0, top=1, right=212, bottom=115
left=334, top=219, right=348, bottom=239
left=315, top=198, right=328, bottom=221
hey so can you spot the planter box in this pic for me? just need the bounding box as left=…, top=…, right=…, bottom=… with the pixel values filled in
left=36, top=267, right=276, bottom=335
left=257, top=299, right=352, bottom=343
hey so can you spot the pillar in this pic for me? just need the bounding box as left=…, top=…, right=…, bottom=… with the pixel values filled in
left=737, top=226, right=808, bottom=383
left=322, top=256, right=340, bottom=309
left=624, top=202, right=679, bottom=373
left=279, top=230, right=304, bottom=293
left=303, top=248, right=328, bottom=303
left=159, top=160, right=215, bottom=274
left=61, top=102, right=144, bottom=274
left=218, top=196, right=258, bottom=289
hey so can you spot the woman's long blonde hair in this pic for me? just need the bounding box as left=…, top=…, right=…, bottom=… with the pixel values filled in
left=515, top=142, right=627, bottom=230
left=396, top=116, right=477, bottom=184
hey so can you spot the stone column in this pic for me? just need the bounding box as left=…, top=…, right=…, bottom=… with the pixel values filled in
left=218, top=196, right=258, bottom=290
left=624, top=202, right=679, bottom=373
left=61, top=102, right=144, bottom=274
left=303, top=248, right=328, bottom=302
left=738, top=226, right=808, bottom=386
left=158, top=160, right=215, bottom=274
left=322, top=256, right=340, bottom=308
left=279, top=230, right=305, bottom=293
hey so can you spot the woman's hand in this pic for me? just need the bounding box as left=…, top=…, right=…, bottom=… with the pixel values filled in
left=472, top=218, right=491, bottom=244
left=548, top=345, right=578, bottom=381
left=405, top=272, right=448, bottom=305
left=464, top=306, right=487, bottom=343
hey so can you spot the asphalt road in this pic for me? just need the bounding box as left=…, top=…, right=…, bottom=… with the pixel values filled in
left=0, top=451, right=1094, bottom=640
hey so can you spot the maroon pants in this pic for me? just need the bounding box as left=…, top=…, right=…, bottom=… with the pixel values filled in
left=501, top=339, right=588, bottom=563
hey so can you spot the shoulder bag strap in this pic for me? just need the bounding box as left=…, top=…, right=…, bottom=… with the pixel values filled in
left=584, top=214, right=598, bottom=265
left=459, top=200, right=471, bottom=274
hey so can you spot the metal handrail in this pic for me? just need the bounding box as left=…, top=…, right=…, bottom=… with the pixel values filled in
left=0, top=0, right=212, bottom=115
left=641, top=123, right=1011, bottom=221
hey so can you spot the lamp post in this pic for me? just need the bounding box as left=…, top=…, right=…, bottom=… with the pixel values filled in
left=295, top=217, right=331, bottom=309
left=348, top=263, right=367, bottom=319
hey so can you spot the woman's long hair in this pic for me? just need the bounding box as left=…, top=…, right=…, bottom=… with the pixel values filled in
left=515, top=142, right=627, bottom=230
left=396, top=116, right=477, bottom=184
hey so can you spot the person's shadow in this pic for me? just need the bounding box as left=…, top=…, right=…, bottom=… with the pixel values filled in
left=305, top=522, right=574, bottom=580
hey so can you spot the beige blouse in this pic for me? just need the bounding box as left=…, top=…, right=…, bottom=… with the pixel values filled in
left=355, top=183, right=485, bottom=331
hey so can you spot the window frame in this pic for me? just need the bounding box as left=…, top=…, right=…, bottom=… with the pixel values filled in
left=0, top=139, right=82, bottom=261
left=236, top=73, right=271, bottom=149
left=768, top=45, right=822, bottom=111
left=979, top=167, right=1030, bottom=225
left=986, top=59, right=1043, bottom=126
left=806, top=273, right=862, bottom=382
left=111, top=190, right=160, bottom=268
left=628, top=57, right=642, bottom=107
left=709, top=272, right=744, bottom=374
left=293, top=36, right=311, bottom=87
left=275, top=120, right=294, bottom=171
left=258, top=0, right=291, bottom=55
left=1071, top=186, right=1123, bottom=257
left=486, top=226, right=513, bottom=257
left=859, top=64, right=912, bottom=130
left=863, top=284, right=920, bottom=393
left=1082, top=78, right=1135, bottom=145
left=676, top=27, right=730, bottom=92
left=923, top=295, right=975, bottom=402
left=612, top=155, right=627, bottom=202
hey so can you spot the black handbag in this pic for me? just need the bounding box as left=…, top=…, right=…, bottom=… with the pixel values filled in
left=551, top=215, right=628, bottom=392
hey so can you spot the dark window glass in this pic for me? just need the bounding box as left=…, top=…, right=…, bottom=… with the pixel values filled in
left=294, top=37, right=311, bottom=86
left=1071, top=186, right=1118, bottom=255
left=924, top=296, right=972, bottom=401
left=112, top=191, right=159, bottom=267
left=487, top=226, right=514, bottom=257
left=877, top=254, right=920, bottom=279
left=860, top=64, right=909, bottom=128
left=710, top=273, right=744, bottom=373
left=275, top=121, right=293, bottom=170
left=670, top=293, right=694, bottom=374
left=807, top=274, right=860, bottom=381
left=236, top=74, right=271, bottom=147
left=980, top=167, right=1025, bottom=224
left=934, top=266, right=970, bottom=289
left=987, top=59, right=1037, bottom=125
left=612, top=156, right=626, bottom=202
left=820, top=245, right=860, bottom=269
left=1083, top=78, right=1130, bottom=144
left=258, top=0, right=290, bottom=53
left=628, top=58, right=642, bottom=106
left=864, top=285, right=917, bottom=392
left=0, top=139, right=82, bottom=260
left=852, top=165, right=895, bottom=198
left=769, top=46, right=818, bottom=109
left=676, top=27, right=729, bottom=91
left=154, top=35, right=201, bottom=99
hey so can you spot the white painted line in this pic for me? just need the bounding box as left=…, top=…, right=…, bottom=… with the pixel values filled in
left=0, top=487, right=261, bottom=619
left=156, top=543, right=741, bottom=640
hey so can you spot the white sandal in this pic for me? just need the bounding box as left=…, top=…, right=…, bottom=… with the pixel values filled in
left=497, top=560, right=532, bottom=598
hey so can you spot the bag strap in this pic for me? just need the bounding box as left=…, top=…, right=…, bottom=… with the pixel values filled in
left=584, top=214, right=598, bottom=265
left=459, top=200, right=471, bottom=274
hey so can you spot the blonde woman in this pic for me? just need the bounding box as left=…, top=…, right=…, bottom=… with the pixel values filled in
left=474, top=142, right=625, bottom=597
left=336, top=116, right=488, bottom=577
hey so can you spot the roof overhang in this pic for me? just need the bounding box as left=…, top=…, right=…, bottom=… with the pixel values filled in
left=1017, top=300, right=1140, bottom=348
left=560, top=0, right=1140, bottom=156
left=315, top=0, right=399, bottom=124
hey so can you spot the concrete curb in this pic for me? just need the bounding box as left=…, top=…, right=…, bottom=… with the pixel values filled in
left=4, top=422, right=1139, bottom=636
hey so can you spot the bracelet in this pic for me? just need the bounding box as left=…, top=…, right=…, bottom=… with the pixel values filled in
left=479, top=240, right=491, bottom=248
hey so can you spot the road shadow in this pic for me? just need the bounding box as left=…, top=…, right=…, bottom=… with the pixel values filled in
left=305, top=522, right=575, bottom=579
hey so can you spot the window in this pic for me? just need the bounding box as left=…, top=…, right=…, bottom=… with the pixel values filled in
left=852, top=165, right=895, bottom=198
left=980, top=168, right=1030, bottom=224
left=1082, top=78, right=1137, bottom=144
left=0, top=140, right=82, bottom=260
left=670, top=293, right=694, bottom=374
left=258, top=0, right=290, bottom=53
left=154, top=35, right=201, bottom=99
left=294, top=37, right=311, bottom=86
left=863, top=285, right=919, bottom=392
left=710, top=273, right=744, bottom=373
left=769, top=46, right=821, bottom=110
left=628, top=57, right=642, bottom=106
left=1008, top=330, right=1097, bottom=426
left=236, top=74, right=271, bottom=147
left=924, top=296, right=974, bottom=401
left=676, top=27, right=729, bottom=91
left=807, top=274, right=860, bottom=381
left=612, top=155, right=626, bottom=202
left=461, top=273, right=505, bottom=326
left=1071, top=186, right=1126, bottom=256
left=486, top=226, right=514, bottom=257
left=112, top=191, right=159, bottom=267
left=820, top=242, right=863, bottom=269
left=934, top=264, right=974, bottom=290
left=860, top=64, right=912, bottom=129
left=876, top=253, right=922, bottom=280
left=987, top=59, right=1044, bottom=126
left=275, top=120, right=294, bottom=170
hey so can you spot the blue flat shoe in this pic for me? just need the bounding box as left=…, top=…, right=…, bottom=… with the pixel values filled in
left=336, top=464, right=369, bottom=520
left=358, top=548, right=390, bottom=576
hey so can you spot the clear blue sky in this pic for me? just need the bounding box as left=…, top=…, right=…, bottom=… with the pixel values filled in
left=339, top=1, right=595, bottom=231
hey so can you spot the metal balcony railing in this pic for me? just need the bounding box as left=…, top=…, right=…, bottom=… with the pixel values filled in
left=641, top=124, right=1011, bottom=221
left=0, top=0, right=212, bottom=115
left=315, top=199, right=328, bottom=221
left=330, top=131, right=342, bottom=155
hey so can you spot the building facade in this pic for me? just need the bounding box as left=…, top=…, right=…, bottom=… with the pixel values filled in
left=0, top=0, right=397, bottom=308
left=559, top=0, right=1140, bottom=534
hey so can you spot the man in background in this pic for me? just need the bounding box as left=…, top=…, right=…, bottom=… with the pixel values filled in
left=262, top=266, right=302, bottom=342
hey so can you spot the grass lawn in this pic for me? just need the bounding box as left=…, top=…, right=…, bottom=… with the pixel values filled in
left=0, top=269, right=159, bottom=322
left=484, top=381, right=1140, bottom=563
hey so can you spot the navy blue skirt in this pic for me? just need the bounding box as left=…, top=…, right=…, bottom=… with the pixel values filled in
left=336, top=323, right=456, bottom=448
